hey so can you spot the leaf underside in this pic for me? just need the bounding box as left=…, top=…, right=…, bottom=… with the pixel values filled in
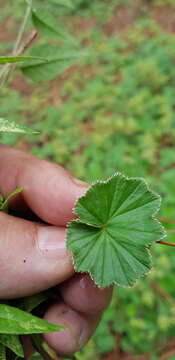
left=67, top=173, right=166, bottom=288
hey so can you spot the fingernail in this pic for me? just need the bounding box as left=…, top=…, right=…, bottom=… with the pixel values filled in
left=71, top=177, right=89, bottom=188
left=37, top=226, right=67, bottom=258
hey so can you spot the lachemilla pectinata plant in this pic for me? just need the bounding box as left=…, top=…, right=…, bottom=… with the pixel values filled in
left=0, top=0, right=175, bottom=359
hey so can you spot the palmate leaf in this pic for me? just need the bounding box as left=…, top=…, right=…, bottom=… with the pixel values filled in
left=67, top=173, right=166, bottom=288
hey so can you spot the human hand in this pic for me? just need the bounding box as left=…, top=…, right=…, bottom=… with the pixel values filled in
left=0, top=145, right=112, bottom=356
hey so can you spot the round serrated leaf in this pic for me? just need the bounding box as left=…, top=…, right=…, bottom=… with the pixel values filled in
left=67, top=173, right=166, bottom=288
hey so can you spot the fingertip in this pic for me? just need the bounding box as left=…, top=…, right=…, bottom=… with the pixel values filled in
left=0, top=146, right=89, bottom=225
left=19, top=159, right=89, bottom=225
left=60, top=274, right=113, bottom=314
left=43, top=302, right=100, bottom=355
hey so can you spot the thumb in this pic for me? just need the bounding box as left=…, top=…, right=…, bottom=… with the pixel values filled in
left=0, top=212, right=73, bottom=299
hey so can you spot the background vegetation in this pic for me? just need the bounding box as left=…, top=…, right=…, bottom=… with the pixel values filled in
left=1, top=0, right=175, bottom=359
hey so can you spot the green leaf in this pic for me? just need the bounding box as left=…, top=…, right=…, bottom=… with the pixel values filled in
left=0, top=194, right=4, bottom=208
left=0, top=335, right=23, bottom=357
left=31, top=7, right=73, bottom=40
left=67, top=173, right=166, bottom=288
left=0, top=187, right=23, bottom=211
left=17, top=290, right=52, bottom=312
left=21, top=45, right=88, bottom=82
left=30, top=353, right=42, bottom=360
left=0, top=304, right=63, bottom=334
left=0, top=56, right=46, bottom=64
left=49, top=0, right=74, bottom=8
left=0, top=344, right=6, bottom=360
left=0, top=118, right=39, bottom=134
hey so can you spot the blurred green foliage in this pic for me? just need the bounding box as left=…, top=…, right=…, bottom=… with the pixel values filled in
left=1, top=0, right=175, bottom=358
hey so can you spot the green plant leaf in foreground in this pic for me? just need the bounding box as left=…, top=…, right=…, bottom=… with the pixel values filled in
left=0, top=118, right=38, bottom=134
left=0, top=304, right=63, bottom=334
left=67, top=173, right=166, bottom=288
left=0, top=56, right=46, bottom=64
left=0, top=187, right=23, bottom=212
left=0, top=344, right=6, bottom=360
left=0, top=334, right=24, bottom=357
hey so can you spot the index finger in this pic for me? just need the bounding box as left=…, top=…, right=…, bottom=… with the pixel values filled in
left=0, top=145, right=88, bottom=225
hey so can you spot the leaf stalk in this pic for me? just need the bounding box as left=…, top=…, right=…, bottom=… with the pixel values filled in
left=0, top=0, right=33, bottom=87
left=157, top=240, right=175, bottom=247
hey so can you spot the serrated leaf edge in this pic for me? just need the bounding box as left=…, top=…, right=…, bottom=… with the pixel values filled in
left=66, top=172, right=167, bottom=288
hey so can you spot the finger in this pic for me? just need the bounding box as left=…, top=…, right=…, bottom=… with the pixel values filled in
left=43, top=302, right=101, bottom=355
left=0, top=212, right=73, bottom=298
left=0, top=144, right=88, bottom=225
left=59, top=273, right=113, bottom=314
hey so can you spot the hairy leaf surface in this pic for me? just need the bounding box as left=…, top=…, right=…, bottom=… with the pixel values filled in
left=67, top=174, right=165, bottom=287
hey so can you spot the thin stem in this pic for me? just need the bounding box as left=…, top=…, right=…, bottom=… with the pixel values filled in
left=31, top=335, right=53, bottom=360
left=157, top=240, right=175, bottom=247
left=0, top=0, right=33, bottom=87
left=157, top=216, right=175, bottom=225
left=13, top=0, right=32, bottom=55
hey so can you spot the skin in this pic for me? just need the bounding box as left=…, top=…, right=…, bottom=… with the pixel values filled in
left=0, top=144, right=112, bottom=356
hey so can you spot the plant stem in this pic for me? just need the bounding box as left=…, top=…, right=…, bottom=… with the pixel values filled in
left=0, top=0, right=33, bottom=87
left=157, top=240, right=175, bottom=247
left=13, top=0, right=32, bottom=55
left=157, top=216, right=175, bottom=225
